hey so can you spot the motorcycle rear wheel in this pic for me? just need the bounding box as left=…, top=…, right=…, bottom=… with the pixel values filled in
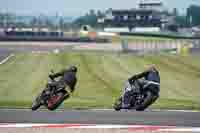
left=136, top=91, right=154, bottom=111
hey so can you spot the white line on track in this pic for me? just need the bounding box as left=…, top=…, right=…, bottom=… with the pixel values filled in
left=159, top=128, right=200, bottom=132
left=0, top=54, right=14, bottom=65
left=0, top=124, right=177, bottom=128
left=0, top=123, right=200, bottom=132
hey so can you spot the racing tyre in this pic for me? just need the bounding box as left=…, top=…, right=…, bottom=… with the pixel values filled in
left=113, top=97, right=122, bottom=111
left=136, top=91, right=154, bottom=111
left=31, top=96, right=42, bottom=111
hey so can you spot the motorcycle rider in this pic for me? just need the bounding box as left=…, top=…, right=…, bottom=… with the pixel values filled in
left=121, top=64, right=160, bottom=111
left=41, top=65, right=78, bottom=103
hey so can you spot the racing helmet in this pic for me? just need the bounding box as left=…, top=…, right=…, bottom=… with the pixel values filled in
left=68, top=65, right=78, bottom=72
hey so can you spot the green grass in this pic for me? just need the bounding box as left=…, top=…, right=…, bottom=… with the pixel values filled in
left=0, top=52, right=200, bottom=110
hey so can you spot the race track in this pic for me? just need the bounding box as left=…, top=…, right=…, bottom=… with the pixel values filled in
left=0, top=109, right=200, bottom=127
left=0, top=49, right=11, bottom=62
left=0, top=42, right=75, bottom=62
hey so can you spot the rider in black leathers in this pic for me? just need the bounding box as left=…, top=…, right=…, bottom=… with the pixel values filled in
left=41, top=65, right=78, bottom=103
left=122, top=64, right=160, bottom=111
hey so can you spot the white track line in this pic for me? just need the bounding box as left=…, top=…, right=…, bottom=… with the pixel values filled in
left=0, top=54, right=14, bottom=65
left=0, top=123, right=200, bottom=132
left=0, top=124, right=172, bottom=128
left=159, top=128, right=200, bottom=132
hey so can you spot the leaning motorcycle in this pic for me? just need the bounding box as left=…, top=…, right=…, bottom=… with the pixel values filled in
left=31, top=70, right=69, bottom=111
left=113, top=79, right=155, bottom=111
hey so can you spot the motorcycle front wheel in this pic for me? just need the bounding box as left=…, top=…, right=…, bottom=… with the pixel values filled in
left=31, top=95, right=42, bottom=111
left=113, top=97, right=122, bottom=111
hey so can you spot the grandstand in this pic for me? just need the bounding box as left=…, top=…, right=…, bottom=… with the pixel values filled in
left=99, top=0, right=175, bottom=33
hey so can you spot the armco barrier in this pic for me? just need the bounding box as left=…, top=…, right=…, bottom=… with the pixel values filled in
left=120, top=39, right=195, bottom=55
left=119, top=32, right=200, bottom=40
left=0, top=36, right=110, bottom=43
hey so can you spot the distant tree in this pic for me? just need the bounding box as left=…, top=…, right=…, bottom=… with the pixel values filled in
left=173, top=8, right=178, bottom=16
left=59, top=18, right=63, bottom=29
left=0, top=13, right=16, bottom=28
left=30, top=17, right=38, bottom=27
left=162, top=9, right=171, bottom=16
left=63, top=22, right=71, bottom=31
left=187, top=5, right=200, bottom=26
left=89, top=9, right=96, bottom=16
left=73, top=16, right=86, bottom=27
left=97, top=10, right=105, bottom=18
left=37, top=16, right=44, bottom=28
left=45, top=18, right=55, bottom=29
left=30, top=16, right=46, bottom=28
left=15, top=22, right=28, bottom=28
left=73, top=9, right=99, bottom=27
left=0, top=13, right=3, bottom=27
left=175, top=15, right=187, bottom=27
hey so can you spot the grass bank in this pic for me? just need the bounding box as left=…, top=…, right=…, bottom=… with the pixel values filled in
left=0, top=52, right=200, bottom=110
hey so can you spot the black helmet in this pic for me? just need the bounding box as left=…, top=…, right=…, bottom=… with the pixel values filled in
left=68, top=65, right=77, bottom=72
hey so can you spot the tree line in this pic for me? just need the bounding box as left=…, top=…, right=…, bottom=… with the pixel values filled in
left=0, top=5, right=200, bottom=30
left=0, top=13, right=73, bottom=31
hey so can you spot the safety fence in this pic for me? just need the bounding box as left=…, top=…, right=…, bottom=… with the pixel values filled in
left=121, top=39, right=200, bottom=55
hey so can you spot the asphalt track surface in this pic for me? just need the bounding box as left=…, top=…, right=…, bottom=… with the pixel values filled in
left=0, top=49, right=11, bottom=62
left=0, top=109, right=200, bottom=127
left=0, top=42, right=74, bottom=62
left=0, top=42, right=200, bottom=128
left=0, top=42, right=73, bottom=53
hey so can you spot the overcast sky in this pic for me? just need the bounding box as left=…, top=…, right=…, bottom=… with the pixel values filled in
left=0, top=0, right=199, bottom=16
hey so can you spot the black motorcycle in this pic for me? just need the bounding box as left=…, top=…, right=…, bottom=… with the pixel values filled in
left=113, top=79, right=156, bottom=111
left=31, top=70, right=69, bottom=111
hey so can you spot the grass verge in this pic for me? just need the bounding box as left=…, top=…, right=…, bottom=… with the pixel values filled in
left=0, top=52, right=200, bottom=110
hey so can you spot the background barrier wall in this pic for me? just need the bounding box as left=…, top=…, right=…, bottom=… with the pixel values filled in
left=121, top=39, right=200, bottom=55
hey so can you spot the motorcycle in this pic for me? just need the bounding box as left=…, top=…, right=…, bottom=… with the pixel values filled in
left=31, top=70, right=69, bottom=111
left=113, top=79, right=156, bottom=111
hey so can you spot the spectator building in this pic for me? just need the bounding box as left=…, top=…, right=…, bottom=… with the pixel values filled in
left=98, top=0, right=174, bottom=32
